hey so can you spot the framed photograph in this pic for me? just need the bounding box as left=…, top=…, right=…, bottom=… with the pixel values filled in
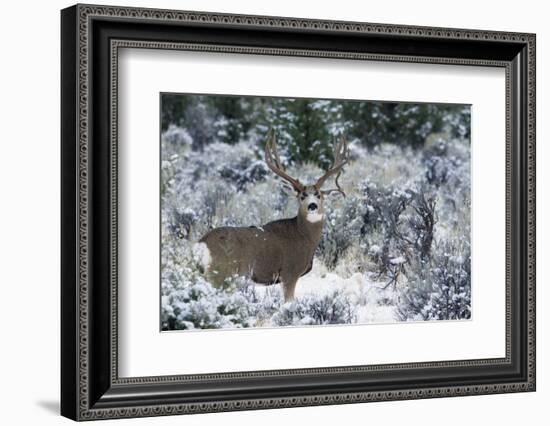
left=61, top=4, right=536, bottom=421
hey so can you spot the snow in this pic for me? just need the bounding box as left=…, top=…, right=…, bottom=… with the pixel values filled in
left=389, top=256, right=406, bottom=265
left=192, top=242, right=211, bottom=270
left=369, top=245, right=381, bottom=255
left=254, top=261, right=398, bottom=325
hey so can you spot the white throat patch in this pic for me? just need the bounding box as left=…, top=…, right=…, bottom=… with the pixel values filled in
left=306, top=212, right=324, bottom=223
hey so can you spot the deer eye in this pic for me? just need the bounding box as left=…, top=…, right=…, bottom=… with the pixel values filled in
left=300, top=193, right=307, bottom=200
left=314, top=191, right=320, bottom=198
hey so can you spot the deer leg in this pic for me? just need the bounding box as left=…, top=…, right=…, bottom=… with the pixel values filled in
left=281, top=277, right=298, bottom=303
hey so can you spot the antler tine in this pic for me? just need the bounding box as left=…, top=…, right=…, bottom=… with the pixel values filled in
left=315, top=135, right=349, bottom=189
left=321, top=170, right=346, bottom=197
left=264, top=130, right=304, bottom=192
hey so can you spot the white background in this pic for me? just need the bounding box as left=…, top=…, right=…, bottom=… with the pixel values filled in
left=119, top=49, right=505, bottom=377
left=0, top=0, right=547, bottom=425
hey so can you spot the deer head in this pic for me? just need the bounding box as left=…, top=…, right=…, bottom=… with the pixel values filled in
left=264, top=130, right=349, bottom=223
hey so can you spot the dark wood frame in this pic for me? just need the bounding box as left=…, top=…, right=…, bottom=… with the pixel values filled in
left=61, top=3, right=536, bottom=421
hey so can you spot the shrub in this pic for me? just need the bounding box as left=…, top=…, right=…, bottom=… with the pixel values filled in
left=162, top=270, right=276, bottom=330
left=397, top=240, right=471, bottom=321
left=359, top=180, right=415, bottom=276
left=218, top=157, right=268, bottom=190
left=318, top=195, right=368, bottom=269
left=407, top=188, right=437, bottom=261
left=271, top=290, right=357, bottom=326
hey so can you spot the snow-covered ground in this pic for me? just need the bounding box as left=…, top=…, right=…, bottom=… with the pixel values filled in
left=254, top=260, right=398, bottom=326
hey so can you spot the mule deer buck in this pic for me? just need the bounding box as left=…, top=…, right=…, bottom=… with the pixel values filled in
left=196, top=130, right=349, bottom=302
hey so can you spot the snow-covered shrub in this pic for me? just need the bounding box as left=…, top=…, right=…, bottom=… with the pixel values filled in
left=162, top=125, right=193, bottom=154
left=162, top=280, right=260, bottom=330
left=183, top=102, right=218, bottom=150
left=318, top=194, right=368, bottom=269
left=161, top=141, right=266, bottom=239
left=271, top=290, right=357, bottom=326
left=161, top=153, right=178, bottom=199
left=396, top=240, right=471, bottom=321
left=161, top=246, right=281, bottom=330
left=166, top=208, right=197, bottom=240
left=218, top=157, right=268, bottom=190
left=359, top=180, right=414, bottom=276
left=407, top=188, right=437, bottom=261
left=443, top=105, right=471, bottom=140
left=423, top=136, right=470, bottom=192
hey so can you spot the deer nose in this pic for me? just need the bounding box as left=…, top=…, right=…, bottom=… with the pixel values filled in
left=308, top=203, right=318, bottom=211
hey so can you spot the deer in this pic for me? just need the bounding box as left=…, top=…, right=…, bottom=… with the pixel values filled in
left=195, top=130, right=349, bottom=302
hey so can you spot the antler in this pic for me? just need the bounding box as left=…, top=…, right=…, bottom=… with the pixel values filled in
left=264, top=129, right=305, bottom=193
left=315, top=136, right=349, bottom=194
left=321, top=170, right=346, bottom=197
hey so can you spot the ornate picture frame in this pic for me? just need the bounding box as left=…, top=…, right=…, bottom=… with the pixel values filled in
left=61, top=4, right=535, bottom=421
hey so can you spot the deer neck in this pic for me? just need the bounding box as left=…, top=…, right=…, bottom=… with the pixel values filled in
left=296, top=210, right=325, bottom=247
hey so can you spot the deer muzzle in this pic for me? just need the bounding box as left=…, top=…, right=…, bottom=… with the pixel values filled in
left=307, top=202, right=318, bottom=211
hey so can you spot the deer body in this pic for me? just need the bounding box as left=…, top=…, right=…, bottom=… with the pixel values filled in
left=198, top=131, right=348, bottom=302
left=200, top=210, right=323, bottom=301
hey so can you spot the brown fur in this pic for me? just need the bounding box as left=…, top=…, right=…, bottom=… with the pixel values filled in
left=200, top=186, right=326, bottom=301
